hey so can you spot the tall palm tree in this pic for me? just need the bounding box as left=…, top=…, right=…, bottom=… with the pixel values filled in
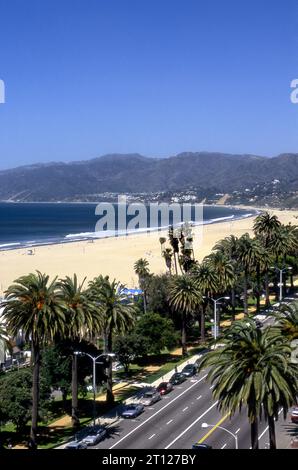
left=199, top=319, right=298, bottom=449
left=168, top=226, right=179, bottom=275
left=2, top=271, right=66, bottom=448
left=88, top=276, right=136, bottom=403
left=235, top=234, right=262, bottom=315
left=253, top=212, right=281, bottom=306
left=162, top=248, right=173, bottom=274
left=159, top=237, right=167, bottom=254
left=134, top=258, right=150, bottom=313
left=192, top=262, right=219, bottom=341
left=58, top=274, right=101, bottom=428
left=168, top=275, right=202, bottom=355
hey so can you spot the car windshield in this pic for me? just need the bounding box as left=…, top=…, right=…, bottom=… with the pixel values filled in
left=144, top=392, right=154, bottom=397
left=127, top=405, right=137, bottom=410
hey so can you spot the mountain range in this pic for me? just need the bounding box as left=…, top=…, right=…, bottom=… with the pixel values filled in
left=0, top=152, right=297, bottom=202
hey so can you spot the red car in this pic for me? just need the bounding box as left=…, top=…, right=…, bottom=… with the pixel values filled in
left=157, top=381, right=174, bottom=395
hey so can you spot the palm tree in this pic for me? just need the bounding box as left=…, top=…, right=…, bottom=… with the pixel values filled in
left=235, top=234, right=262, bottom=315
left=2, top=271, right=66, bottom=448
left=88, top=276, right=136, bottom=403
left=134, top=258, right=150, bottom=313
left=253, top=212, right=281, bottom=306
left=192, top=262, right=219, bottom=341
left=273, top=301, right=298, bottom=342
left=168, top=226, right=179, bottom=275
left=162, top=248, right=173, bottom=274
left=58, top=274, right=101, bottom=428
left=159, top=237, right=167, bottom=254
left=168, top=275, right=202, bottom=355
left=199, top=320, right=298, bottom=449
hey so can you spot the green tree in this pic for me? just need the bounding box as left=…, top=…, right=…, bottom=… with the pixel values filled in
left=168, top=275, right=202, bottom=356
left=114, top=333, right=148, bottom=373
left=58, top=274, right=101, bottom=428
left=134, top=258, right=150, bottom=313
left=88, top=276, right=136, bottom=403
left=2, top=271, right=66, bottom=448
left=135, top=312, right=178, bottom=355
left=199, top=320, right=298, bottom=449
left=0, top=368, right=51, bottom=432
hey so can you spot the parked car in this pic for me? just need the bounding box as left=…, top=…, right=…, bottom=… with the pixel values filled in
left=156, top=381, right=174, bottom=395
left=121, top=403, right=144, bottom=418
left=169, top=372, right=187, bottom=385
left=192, top=443, right=212, bottom=450
left=291, top=407, right=298, bottom=424
left=139, top=389, right=161, bottom=406
left=81, top=427, right=107, bottom=446
left=65, top=440, right=88, bottom=449
left=181, top=364, right=197, bottom=377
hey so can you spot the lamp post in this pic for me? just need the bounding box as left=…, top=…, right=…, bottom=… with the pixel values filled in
left=204, top=296, right=230, bottom=340
left=270, top=266, right=292, bottom=301
left=74, top=351, right=115, bottom=426
left=201, top=422, right=238, bottom=449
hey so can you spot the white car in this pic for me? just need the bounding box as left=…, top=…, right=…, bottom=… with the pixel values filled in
left=82, top=427, right=107, bottom=446
left=112, top=362, right=123, bottom=371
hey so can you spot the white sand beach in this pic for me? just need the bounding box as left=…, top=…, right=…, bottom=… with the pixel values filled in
left=0, top=207, right=297, bottom=294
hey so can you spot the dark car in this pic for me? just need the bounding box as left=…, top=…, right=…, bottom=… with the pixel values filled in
left=182, top=364, right=197, bottom=377
left=156, top=381, right=174, bottom=395
left=169, top=372, right=187, bottom=385
left=291, top=407, right=298, bottom=424
left=121, top=403, right=144, bottom=418
left=65, top=440, right=88, bottom=449
left=192, top=443, right=212, bottom=450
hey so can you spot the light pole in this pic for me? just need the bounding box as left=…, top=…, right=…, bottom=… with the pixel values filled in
left=205, top=296, right=230, bottom=340
left=270, top=266, right=292, bottom=301
left=74, top=351, right=115, bottom=426
left=201, top=422, right=238, bottom=449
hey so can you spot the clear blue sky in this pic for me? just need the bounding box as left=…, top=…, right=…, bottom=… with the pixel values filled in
left=0, top=0, right=298, bottom=169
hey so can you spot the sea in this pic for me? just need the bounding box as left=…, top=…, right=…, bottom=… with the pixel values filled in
left=0, top=202, right=258, bottom=251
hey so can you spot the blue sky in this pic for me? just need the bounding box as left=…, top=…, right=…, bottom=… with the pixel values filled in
left=0, top=0, right=298, bottom=169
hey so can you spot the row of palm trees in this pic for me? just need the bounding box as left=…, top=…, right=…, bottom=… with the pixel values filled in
left=1, top=272, right=136, bottom=448
left=199, top=303, right=298, bottom=449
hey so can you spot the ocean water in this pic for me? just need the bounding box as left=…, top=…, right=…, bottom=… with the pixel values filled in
left=0, top=202, right=257, bottom=251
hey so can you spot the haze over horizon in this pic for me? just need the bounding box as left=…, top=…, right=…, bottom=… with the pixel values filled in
left=0, top=0, right=298, bottom=170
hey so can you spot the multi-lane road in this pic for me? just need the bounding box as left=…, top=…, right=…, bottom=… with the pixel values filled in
left=94, top=368, right=279, bottom=450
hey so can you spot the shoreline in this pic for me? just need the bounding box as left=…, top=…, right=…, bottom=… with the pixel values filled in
left=0, top=206, right=297, bottom=296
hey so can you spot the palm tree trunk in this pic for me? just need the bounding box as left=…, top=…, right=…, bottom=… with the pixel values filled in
left=200, top=307, right=205, bottom=343
left=256, top=264, right=261, bottom=313
left=71, top=353, right=80, bottom=428
left=173, top=253, right=178, bottom=275
left=106, top=331, right=114, bottom=404
left=181, top=311, right=187, bottom=356
left=243, top=272, right=248, bottom=315
left=231, top=288, right=236, bottom=321
left=30, top=341, right=40, bottom=449
left=265, top=272, right=270, bottom=307
left=251, top=418, right=259, bottom=449
left=268, top=415, right=276, bottom=449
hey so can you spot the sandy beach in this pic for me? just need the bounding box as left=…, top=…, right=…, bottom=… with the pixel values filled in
left=0, top=206, right=297, bottom=295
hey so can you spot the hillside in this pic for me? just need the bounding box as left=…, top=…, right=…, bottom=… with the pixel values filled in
left=0, top=152, right=297, bottom=202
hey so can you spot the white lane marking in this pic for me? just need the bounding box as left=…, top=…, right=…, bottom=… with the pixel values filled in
left=109, top=374, right=208, bottom=449
left=166, top=420, right=173, bottom=425
left=148, top=434, right=156, bottom=440
left=210, top=385, right=215, bottom=390
left=165, top=401, right=218, bottom=449
left=190, top=379, right=198, bottom=383
left=182, top=407, right=189, bottom=412
left=235, top=428, right=241, bottom=434
left=221, top=443, right=227, bottom=449
left=250, top=409, right=283, bottom=448
left=148, top=407, right=155, bottom=410
left=197, top=395, right=202, bottom=400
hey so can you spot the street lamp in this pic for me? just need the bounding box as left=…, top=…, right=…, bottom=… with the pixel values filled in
left=74, top=351, right=115, bottom=426
left=270, top=266, right=292, bottom=301
left=201, top=422, right=238, bottom=449
left=204, top=296, right=230, bottom=340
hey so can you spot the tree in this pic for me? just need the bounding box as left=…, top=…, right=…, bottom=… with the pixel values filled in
left=58, top=274, right=101, bottom=428
left=135, top=312, right=178, bottom=355
left=134, top=258, right=150, bottom=313
left=0, top=368, right=51, bottom=432
left=199, top=319, right=298, bottom=449
left=2, top=271, right=66, bottom=448
left=168, top=275, right=202, bottom=356
left=168, top=226, right=179, bottom=275
left=162, top=248, right=173, bottom=274
left=253, top=212, right=281, bottom=306
left=273, top=301, right=298, bottom=342
left=88, top=276, right=136, bottom=403
left=114, top=333, right=148, bottom=373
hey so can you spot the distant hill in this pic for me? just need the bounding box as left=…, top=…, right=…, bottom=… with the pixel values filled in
left=0, top=152, right=297, bottom=202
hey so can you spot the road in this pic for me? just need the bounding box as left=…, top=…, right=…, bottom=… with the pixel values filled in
left=94, top=369, right=276, bottom=450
